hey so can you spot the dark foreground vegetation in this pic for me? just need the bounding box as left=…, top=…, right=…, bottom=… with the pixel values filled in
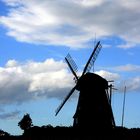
left=1, top=126, right=140, bottom=140
left=1, top=114, right=140, bottom=140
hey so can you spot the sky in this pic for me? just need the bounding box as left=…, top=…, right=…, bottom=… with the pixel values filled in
left=0, top=0, right=140, bottom=135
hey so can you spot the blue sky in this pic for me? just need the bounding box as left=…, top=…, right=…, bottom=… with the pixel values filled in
left=0, top=0, right=140, bottom=135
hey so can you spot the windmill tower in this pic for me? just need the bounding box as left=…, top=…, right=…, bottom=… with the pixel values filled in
left=55, top=41, right=115, bottom=130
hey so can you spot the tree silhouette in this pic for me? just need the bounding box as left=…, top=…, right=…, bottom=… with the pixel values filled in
left=18, top=113, right=33, bottom=131
left=0, top=129, right=10, bottom=136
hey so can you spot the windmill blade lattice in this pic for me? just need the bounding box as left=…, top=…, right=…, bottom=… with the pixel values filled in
left=65, top=53, right=78, bottom=73
left=82, top=41, right=102, bottom=75
left=86, top=44, right=102, bottom=72
left=65, top=53, right=79, bottom=80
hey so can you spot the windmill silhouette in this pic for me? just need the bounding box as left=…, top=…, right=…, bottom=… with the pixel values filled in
left=55, top=41, right=115, bottom=130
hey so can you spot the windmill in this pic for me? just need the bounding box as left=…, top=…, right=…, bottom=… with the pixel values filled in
left=55, top=41, right=115, bottom=130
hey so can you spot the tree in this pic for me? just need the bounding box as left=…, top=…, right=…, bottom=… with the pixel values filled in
left=0, top=129, right=10, bottom=136
left=18, top=113, right=33, bottom=131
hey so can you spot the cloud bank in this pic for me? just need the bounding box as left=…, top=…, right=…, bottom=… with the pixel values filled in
left=0, top=59, right=74, bottom=105
left=0, top=0, right=140, bottom=48
left=0, top=58, right=140, bottom=106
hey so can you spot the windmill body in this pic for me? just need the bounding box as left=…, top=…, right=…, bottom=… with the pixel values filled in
left=73, top=72, right=114, bottom=130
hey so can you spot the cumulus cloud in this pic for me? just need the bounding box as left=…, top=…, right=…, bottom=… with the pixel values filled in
left=126, top=77, right=140, bottom=92
left=0, top=58, right=123, bottom=106
left=117, top=76, right=140, bottom=93
left=0, top=58, right=74, bottom=105
left=95, top=70, right=120, bottom=81
left=95, top=69, right=140, bottom=93
left=0, top=0, right=140, bottom=48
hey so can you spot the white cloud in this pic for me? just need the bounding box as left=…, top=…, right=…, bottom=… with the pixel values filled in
left=95, top=70, right=120, bottom=81
left=100, top=64, right=140, bottom=73
left=1, top=0, right=140, bottom=48
left=0, top=58, right=74, bottom=105
left=74, top=0, right=104, bottom=7
left=6, top=59, right=18, bottom=67
left=113, top=64, right=140, bottom=72
left=117, top=42, right=136, bottom=49
left=126, top=77, right=140, bottom=92
left=95, top=70, right=140, bottom=93
left=118, top=76, right=140, bottom=93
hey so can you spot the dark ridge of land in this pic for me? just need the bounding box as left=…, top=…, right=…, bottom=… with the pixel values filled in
left=1, top=126, right=140, bottom=140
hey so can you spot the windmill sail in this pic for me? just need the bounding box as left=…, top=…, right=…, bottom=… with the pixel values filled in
left=65, top=53, right=78, bottom=73
left=82, top=41, right=102, bottom=75
left=65, top=54, right=78, bottom=81
left=55, top=85, right=77, bottom=116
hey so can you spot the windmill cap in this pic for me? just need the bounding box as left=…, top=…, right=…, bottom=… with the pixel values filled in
left=76, top=72, right=108, bottom=90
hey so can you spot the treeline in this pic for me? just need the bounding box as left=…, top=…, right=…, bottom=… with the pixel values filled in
left=1, top=113, right=140, bottom=139
left=2, top=126, right=140, bottom=140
